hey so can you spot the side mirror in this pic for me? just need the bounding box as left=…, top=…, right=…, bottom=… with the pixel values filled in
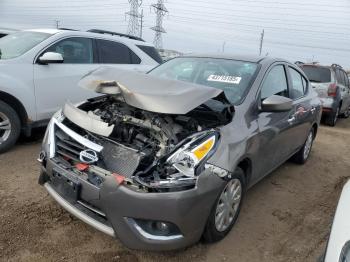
left=261, top=95, right=293, bottom=112
left=38, top=52, right=63, bottom=64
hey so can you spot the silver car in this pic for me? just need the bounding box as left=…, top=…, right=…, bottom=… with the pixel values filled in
left=300, top=63, right=350, bottom=126
left=39, top=55, right=322, bottom=250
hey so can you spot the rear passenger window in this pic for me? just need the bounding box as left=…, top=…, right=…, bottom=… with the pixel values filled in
left=335, top=69, right=345, bottom=85
left=97, top=39, right=141, bottom=64
left=289, top=67, right=306, bottom=99
left=137, top=45, right=163, bottom=63
left=261, top=65, right=289, bottom=100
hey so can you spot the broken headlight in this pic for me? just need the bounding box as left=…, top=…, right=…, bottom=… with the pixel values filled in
left=167, top=131, right=219, bottom=177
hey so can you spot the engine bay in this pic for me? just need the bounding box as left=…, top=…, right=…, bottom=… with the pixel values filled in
left=60, top=95, right=233, bottom=192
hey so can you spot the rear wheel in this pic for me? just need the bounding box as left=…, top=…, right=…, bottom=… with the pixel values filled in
left=0, top=101, right=21, bottom=153
left=291, top=128, right=314, bottom=164
left=325, top=106, right=339, bottom=126
left=202, top=167, right=245, bottom=243
left=342, top=106, right=350, bottom=119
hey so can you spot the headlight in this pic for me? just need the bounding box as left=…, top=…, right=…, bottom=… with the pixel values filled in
left=167, top=131, right=219, bottom=177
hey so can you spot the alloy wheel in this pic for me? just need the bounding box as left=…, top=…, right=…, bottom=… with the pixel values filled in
left=0, top=112, right=11, bottom=144
left=215, top=179, right=242, bottom=232
left=303, top=131, right=313, bottom=160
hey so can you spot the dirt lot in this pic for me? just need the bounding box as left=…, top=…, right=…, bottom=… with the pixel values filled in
left=1, top=119, right=350, bottom=262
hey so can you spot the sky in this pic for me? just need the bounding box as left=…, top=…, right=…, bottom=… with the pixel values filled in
left=0, top=0, right=350, bottom=69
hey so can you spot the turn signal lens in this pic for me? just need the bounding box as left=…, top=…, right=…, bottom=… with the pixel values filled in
left=191, top=136, right=215, bottom=162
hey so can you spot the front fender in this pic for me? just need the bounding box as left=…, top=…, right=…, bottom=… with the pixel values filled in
left=0, top=63, right=36, bottom=121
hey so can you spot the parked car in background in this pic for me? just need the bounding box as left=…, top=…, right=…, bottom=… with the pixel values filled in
left=38, top=55, right=321, bottom=251
left=321, top=180, right=350, bottom=262
left=0, top=28, right=17, bottom=38
left=299, top=63, right=350, bottom=126
left=0, top=28, right=161, bottom=153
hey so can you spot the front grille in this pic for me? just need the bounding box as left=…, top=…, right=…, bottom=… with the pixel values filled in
left=55, top=128, right=86, bottom=162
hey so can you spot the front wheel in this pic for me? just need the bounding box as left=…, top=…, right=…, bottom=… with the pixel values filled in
left=0, top=101, right=21, bottom=153
left=202, top=167, right=245, bottom=243
left=291, top=128, right=314, bottom=165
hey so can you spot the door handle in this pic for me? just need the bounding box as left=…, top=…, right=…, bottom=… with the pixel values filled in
left=287, top=116, right=296, bottom=124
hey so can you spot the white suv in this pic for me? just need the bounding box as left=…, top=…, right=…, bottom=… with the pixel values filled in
left=0, top=28, right=161, bottom=152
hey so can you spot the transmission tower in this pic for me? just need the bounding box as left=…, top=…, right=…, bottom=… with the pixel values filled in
left=126, top=0, right=142, bottom=37
left=151, top=0, right=168, bottom=49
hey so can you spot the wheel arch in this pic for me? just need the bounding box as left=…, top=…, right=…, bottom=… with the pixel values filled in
left=0, top=91, right=28, bottom=126
left=312, top=123, right=318, bottom=139
left=236, top=157, right=252, bottom=187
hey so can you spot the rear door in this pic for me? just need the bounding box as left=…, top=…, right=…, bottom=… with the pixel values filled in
left=33, top=37, right=99, bottom=120
left=286, top=66, right=314, bottom=152
left=95, top=39, right=151, bottom=72
left=339, top=69, right=350, bottom=112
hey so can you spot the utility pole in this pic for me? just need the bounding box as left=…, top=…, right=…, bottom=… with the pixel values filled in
left=140, top=9, right=144, bottom=38
left=151, top=0, right=168, bottom=49
left=259, top=29, right=265, bottom=56
left=126, top=0, right=142, bottom=37
left=54, top=20, right=60, bottom=29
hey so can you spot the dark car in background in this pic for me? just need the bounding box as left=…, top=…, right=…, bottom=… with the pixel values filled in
left=300, top=63, right=350, bottom=126
left=38, top=55, right=322, bottom=250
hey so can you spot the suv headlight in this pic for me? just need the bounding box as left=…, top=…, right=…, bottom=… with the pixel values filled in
left=167, top=131, right=219, bottom=177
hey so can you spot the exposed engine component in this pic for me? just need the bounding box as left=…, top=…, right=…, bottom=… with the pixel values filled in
left=61, top=95, right=233, bottom=191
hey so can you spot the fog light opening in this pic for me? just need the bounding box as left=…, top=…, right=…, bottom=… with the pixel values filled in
left=130, top=218, right=182, bottom=238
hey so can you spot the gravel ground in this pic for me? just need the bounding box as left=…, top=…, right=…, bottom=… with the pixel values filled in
left=0, top=118, right=350, bottom=262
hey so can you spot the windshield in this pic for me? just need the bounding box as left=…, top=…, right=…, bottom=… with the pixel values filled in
left=301, top=66, right=331, bottom=83
left=0, top=31, right=51, bottom=59
left=148, top=57, right=258, bottom=104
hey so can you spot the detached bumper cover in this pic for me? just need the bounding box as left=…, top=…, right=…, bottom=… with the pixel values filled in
left=40, top=159, right=226, bottom=251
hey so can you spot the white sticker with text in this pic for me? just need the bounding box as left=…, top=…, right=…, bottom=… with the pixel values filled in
left=207, top=75, right=242, bottom=84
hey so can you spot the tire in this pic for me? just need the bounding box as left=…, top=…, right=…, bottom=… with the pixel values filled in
left=0, top=100, right=21, bottom=153
left=202, top=167, right=245, bottom=243
left=325, top=106, right=339, bottom=126
left=291, top=128, right=314, bottom=165
left=341, top=106, right=350, bottom=119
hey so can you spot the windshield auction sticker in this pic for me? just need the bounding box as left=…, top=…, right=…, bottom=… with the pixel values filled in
left=207, top=75, right=242, bottom=84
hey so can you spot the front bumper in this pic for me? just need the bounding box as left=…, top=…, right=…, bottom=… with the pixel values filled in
left=39, top=159, right=226, bottom=251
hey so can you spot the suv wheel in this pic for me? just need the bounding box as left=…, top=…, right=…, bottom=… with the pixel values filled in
left=291, top=128, right=314, bottom=164
left=0, top=101, right=21, bottom=153
left=202, top=167, right=245, bottom=243
left=325, top=106, right=339, bottom=126
left=342, top=106, right=350, bottom=119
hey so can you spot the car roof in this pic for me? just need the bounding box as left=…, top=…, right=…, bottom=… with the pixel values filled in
left=182, top=53, right=288, bottom=64
left=25, top=28, right=152, bottom=46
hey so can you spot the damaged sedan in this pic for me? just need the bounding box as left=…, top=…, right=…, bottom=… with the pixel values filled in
left=38, top=55, right=322, bottom=250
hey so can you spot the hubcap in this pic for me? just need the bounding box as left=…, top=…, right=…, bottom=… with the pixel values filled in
left=334, top=108, right=339, bottom=125
left=0, top=112, right=11, bottom=144
left=215, top=179, right=242, bottom=232
left=303, top=131, right=313, bottom=160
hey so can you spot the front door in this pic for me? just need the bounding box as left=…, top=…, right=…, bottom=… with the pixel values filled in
left=255, top=64, right=296, bottom=179
left=33, top=37, right=99, bottom=120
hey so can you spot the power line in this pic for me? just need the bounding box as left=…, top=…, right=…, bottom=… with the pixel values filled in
left=168, top=15, right=350, bottom=38
left=167, top=0, right=350, bottom=14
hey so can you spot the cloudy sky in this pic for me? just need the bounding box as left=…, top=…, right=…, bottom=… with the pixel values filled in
left=1, top=0, right=350, bottom=68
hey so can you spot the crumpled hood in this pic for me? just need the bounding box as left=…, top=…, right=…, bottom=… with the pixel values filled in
left=78, top=66, right=223, bottom=114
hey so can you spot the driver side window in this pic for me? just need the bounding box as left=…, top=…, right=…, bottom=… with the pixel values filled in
left=261, top=65, right=289, bottom=100
left=45, top=37, right=93, bottom=64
